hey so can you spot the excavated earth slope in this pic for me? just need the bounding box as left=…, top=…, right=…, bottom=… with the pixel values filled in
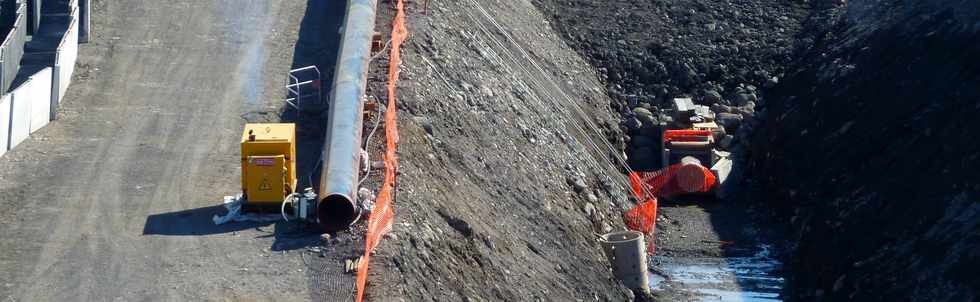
left=532, top=0, right=811, bottom=170
left=752, top=1, right=980, bottom=301
left=365, top=0, right=638, bottom=300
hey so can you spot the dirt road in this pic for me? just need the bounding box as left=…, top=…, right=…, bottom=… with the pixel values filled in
left=0, top=1, right=317, bottom=300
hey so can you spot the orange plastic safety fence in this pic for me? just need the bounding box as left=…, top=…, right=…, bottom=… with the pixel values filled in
left=632, top=163, right=716, bottom=200
left=355, top=0, right=406, bottom=301
left=624, top=162, right=717, bottom=254
left=626, top=172, right=658, bottom=254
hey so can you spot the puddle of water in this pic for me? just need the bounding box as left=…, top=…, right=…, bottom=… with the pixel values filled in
left=649, top=245, right=784, bottom=301
left=696, top=288, right=780, bottom=302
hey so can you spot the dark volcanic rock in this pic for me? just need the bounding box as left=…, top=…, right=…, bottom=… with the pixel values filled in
left=752, top=1, right=980, bottom=301
left=703, top=89, right=723, bottom=105
left=716, top=112, right=743, bottom=132
left=533, top=0, right=810, bottom=171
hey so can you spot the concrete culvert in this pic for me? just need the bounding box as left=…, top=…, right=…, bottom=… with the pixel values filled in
left=677, top=157, right=708, bottom=193
left=600, top=231, right=650, bottom=294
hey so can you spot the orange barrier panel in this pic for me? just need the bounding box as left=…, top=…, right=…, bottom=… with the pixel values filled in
left=663, top=129, right=713, bottom=142
left=355, top=0, right=406, bottom=301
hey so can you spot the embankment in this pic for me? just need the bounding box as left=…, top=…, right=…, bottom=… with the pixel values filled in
left=365, top=0, right=637, bottom=300
left=752, top=1, right=980, bottom=300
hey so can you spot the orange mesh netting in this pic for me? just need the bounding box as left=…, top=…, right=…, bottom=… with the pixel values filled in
left=632, top=163, right=716, bottom=200
left=624, top=162, right=717, bottom=254
left=355, top=0, right=406, bottom=301
left=625, top=172, right=658, bottom=254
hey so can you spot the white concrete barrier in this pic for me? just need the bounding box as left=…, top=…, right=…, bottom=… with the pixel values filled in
left=1, top=1, right=83, bottom=158
left=10, top=67, right=53, bottom=133
left=51, top=6, right=78, bottom=120
left=0, top=94, right=9, bottom=156
left=9, top=86, right=31, bottom=150
left=0, top=3, right=27, bottom=93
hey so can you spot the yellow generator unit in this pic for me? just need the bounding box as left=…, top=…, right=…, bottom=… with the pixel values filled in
left=241, top=123, right=296, bottom=210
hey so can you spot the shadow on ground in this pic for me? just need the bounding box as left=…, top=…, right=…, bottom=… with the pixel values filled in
left=141, top=204, right=323, bottom=253
left=281, top=1, right=363, bottom=301
left=281, top=0, right=347, bottom=194
left=142, top=205, right=272, bottom=236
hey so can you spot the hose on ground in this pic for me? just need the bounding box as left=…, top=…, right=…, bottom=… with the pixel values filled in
left=281, top=193, right=299, bottom=221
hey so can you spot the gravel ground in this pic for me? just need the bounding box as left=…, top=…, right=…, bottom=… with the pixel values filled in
left=3, top=0, right=972, bottom=301
left=0, top=1, right=319, bottom=300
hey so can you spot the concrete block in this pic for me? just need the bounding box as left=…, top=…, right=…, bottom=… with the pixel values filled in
left=673, top=97, right=695, bottom=123
left=9, top=91, right=30, bottom=149
left=0, top=94, right=9, bottom=156
left=673, top=97, right=695, bottom=112
left=25, top=68, right=52, bottom=133
left=52, top=10, right=78, bottom=119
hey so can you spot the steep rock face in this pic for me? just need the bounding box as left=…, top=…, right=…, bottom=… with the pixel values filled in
left=752, top=1, right=980, bottom=301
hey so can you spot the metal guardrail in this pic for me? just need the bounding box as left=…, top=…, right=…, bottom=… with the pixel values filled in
left=285, top=65, right=322, bottom=111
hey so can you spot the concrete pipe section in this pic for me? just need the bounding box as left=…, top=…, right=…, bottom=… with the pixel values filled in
left=600, top=230, right=650, bottom=294
left=317, top=0, right=378, bottom=233
left=677, top=156, right=709, bottom=193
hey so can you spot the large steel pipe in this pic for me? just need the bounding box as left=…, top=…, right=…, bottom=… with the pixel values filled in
left=318, top=0, right=377, bottom=232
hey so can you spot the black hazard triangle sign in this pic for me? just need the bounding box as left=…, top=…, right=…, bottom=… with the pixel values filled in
left=259, top=177, right=272, bottom=191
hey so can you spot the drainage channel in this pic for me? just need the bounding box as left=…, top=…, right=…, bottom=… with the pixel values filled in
left=649, top=244, right=784, bottom=302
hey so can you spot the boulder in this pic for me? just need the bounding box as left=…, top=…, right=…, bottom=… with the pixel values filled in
left=710, top=103, right=733, bottom=113
left=632, top=107, right=657, bottom=124
left=703, top=89, right=723, bottom=104
left=716, top=112, right=743, bottom=132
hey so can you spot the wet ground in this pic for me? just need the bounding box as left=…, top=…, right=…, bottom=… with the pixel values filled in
left=650, top=244, right=784, bottom=302
left=650, top=195, right=790, bottom=301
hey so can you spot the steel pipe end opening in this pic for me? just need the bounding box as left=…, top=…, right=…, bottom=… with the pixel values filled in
left=318, top=193, right=358, bottom=232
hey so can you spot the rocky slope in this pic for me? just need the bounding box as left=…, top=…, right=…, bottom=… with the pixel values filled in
left=360, top=0, right=980, bottom=301
left=527, top=0, right=824, bottom=300
left=363, top=0, right=638, bottom=300
left=532, top=0, right=810, bottom=169
left=751, top=1, right=980, bottom=301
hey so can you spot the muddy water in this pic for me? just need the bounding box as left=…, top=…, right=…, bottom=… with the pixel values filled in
left=650, top=245, right=784, bottom=301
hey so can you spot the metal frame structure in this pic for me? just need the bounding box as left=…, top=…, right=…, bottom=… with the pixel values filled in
left=285, top=65, right=322, bottom=112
